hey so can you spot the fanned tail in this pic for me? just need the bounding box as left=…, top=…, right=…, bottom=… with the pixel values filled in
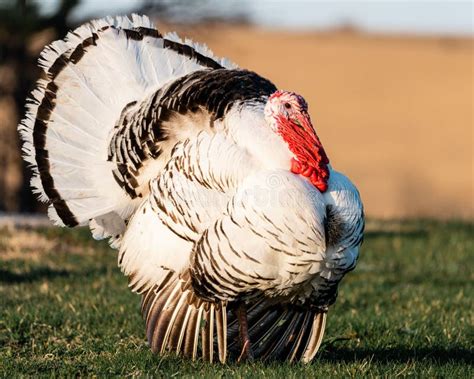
left=18, top=14, right=236, bottom=241
left=227, top=301, right=327, bottom=362
left=141, top=273, right=327, bottom=363
left=141, top=272, right=228, bottom=363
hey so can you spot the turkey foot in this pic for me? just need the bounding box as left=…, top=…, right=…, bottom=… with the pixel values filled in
left=235, top=302, right=254, bottom=362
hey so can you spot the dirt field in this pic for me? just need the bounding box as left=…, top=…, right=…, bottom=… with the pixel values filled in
left=165, top=24, right=473, bottom=219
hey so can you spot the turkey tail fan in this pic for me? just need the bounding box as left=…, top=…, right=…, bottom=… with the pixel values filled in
left=227, top=301, right=327, bottom=363
left=256, top=308, right=327, bottom=363
left=18, top=14, right=235, bottom=242
left=263, top=309, right=327, bottom=363
left=141, top=274, right=327, bottom=363
left=141, top=272, right=228, bottom=363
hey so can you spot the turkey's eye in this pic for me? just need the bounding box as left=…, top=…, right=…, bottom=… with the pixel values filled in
left=284, top=102, right=291, bottom=109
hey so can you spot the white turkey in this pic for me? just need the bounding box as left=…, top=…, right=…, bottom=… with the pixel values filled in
left=18, top=15, right=364, bottom=363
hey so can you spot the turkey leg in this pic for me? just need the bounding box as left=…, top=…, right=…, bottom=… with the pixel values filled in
left=236, top=302, right=254, bottom=362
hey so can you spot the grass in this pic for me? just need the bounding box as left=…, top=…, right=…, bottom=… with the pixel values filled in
left=0, top=220, right=473, bottom=377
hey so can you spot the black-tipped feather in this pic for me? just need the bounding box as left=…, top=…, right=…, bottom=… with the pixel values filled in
left=182, top=306, right=200, bottom=358
left=288, top=310, right=314, bottom=362
left=145, top=280, right=178, bottom=348
left=176, top=305, right=193, bottom=354
left=162, top=289, right=190, bottom=353
left=201, top=304, right=215, bottom=362
left=215, top=304, right=227, bottom=363
left=252, top=309, right=290, bottom=358
left=268, top=311, right=306, bottom=361
left=258, top=311, right=296, bottom=361
left=150, top=282, right=182, bottom=353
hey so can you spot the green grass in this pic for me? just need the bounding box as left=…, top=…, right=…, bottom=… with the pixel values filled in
left=0, top=220, right=473, bottom=377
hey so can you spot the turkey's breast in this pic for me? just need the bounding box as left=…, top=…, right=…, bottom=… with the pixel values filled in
left=189, top=169, right=328, bottom=302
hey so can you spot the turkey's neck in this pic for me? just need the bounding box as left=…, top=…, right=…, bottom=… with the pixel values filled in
left=225, top=105, right=294, bottom=171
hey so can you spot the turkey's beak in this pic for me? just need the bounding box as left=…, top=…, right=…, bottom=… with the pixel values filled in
left=295, top=112, right=316, bottom=138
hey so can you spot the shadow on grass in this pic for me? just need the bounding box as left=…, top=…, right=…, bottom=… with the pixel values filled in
left=0, top=268, right=70, bottom=283
left=364, top=229, right=428, bottom=239
left=319, top=346, right=473, bottom=365
left=0, top=266, right=108, bottom=284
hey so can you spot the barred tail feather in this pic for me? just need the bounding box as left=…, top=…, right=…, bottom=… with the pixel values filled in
left=141, top=273, right=228, bottom=363
left=18, top=14, right=235, bottom=239
left=215, top=303, right=227, bottom=363
left=141, top=273, right=327, bottom=363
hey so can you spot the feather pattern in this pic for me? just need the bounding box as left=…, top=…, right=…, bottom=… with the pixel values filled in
left=18, top=14, right=237, bottom=234
left=19, top=14, right=364, bottom=364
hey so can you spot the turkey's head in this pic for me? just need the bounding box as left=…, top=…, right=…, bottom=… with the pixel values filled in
left=264, top=90, right=330, bottom=192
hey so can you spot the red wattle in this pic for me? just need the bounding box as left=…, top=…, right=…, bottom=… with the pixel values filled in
left=310, top=173, right=327, bottom=191
left=315, top=181, right=328, bottom=192
left=290, top=158, right=302, bottom=174
left=278, top=112, right=330, bottom=193
left=309, top=171, right=319, bottom=184
left=301, top=165, right=313, bottom=177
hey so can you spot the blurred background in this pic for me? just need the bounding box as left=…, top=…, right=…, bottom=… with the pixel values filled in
left=0, top=0, right=472, bottom=220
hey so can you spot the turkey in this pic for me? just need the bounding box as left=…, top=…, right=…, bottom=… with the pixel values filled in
left=18, top=15, right=364, bottom=363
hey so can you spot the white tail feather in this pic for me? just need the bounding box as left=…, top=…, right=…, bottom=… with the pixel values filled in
left=18, top=14, right=235, bottom=239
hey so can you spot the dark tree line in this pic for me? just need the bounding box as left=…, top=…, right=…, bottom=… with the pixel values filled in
left=0, top=0, right=82, bottom=212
